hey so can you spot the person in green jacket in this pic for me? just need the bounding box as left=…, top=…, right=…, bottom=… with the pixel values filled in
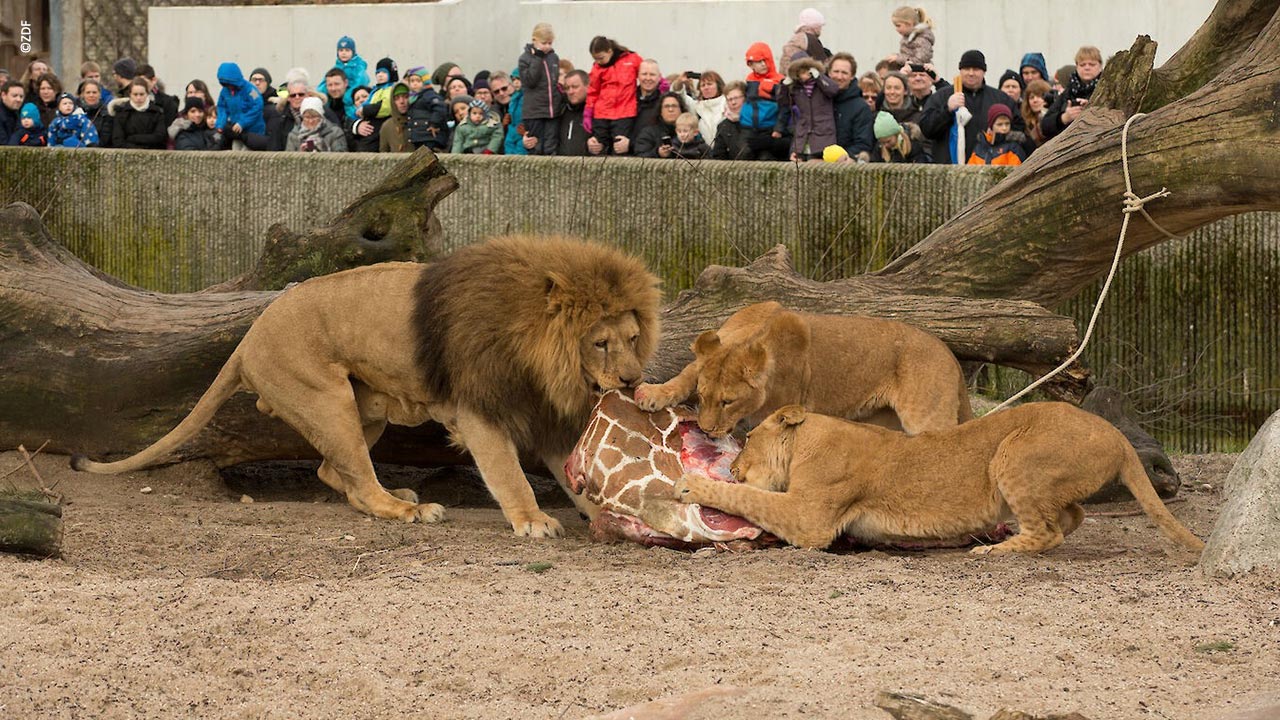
left=451, top=98, right=503, bottom=154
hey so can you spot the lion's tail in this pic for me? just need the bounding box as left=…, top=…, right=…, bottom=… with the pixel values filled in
left=1117, top=446, right=1205, bottom=553
left=71, top=352, right=244, bottom=474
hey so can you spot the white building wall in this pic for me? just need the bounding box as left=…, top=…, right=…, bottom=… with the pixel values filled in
left=151, top=0, right=1213, bottom=94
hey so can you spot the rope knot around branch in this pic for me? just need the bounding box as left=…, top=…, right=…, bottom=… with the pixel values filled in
left=1123, top=188, right=1172, bottom=214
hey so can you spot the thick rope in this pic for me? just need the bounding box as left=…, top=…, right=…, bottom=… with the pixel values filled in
left=990, top=112, right=1183, bottom=412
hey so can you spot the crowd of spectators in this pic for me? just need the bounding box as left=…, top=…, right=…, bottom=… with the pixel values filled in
left=0, top=7, right=1104, bottom=166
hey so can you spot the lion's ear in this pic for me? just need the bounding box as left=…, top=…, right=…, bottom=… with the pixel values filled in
left=776, top=405, right=807, bottom=426
left=691, top=330, right=721, bottom=358
left=544, top=271, right=572, bottom=314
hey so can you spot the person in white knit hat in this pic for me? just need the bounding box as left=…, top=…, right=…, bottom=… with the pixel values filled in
left=780, top=7, right=831, bottom=74
left=286, top=95, right=347, bottom=152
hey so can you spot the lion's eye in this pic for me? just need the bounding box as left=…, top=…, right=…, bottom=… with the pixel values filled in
left=595, top=340, right=607, bottom=350
left=629, top=334, right=639, bottom=345
left=721, top=398, right=733, bottom=407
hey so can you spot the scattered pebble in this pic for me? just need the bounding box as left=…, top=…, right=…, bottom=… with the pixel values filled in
left=139, top=486, right=152, bottom=494
left=342, top=534, right=356, bottom=541
left=1201, top=484, right=1214, bottom=492
left=692, top=547, right=717, bottom=558
left=240, top=494, right=254, bottom=504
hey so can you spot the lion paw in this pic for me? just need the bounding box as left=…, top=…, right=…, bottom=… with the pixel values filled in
left=672, top=475, right=699, bottom=504
left=969, top=543, right=1008, bottom=556
left=509, top=511, right=564, bottom=539
left=389, top=487, right=420, bottom=503
left=634, top=383, right=678, bottom=412
left=414, top=503, right=446, bottom=524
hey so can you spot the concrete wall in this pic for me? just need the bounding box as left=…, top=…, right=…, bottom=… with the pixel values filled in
left=149, top=0, right=1215, bottom=98
left=1, top=147, right=1276, bottom=452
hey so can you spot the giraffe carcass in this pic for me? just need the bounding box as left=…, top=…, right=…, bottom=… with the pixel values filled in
left=565, top=390, right=775, bottom=548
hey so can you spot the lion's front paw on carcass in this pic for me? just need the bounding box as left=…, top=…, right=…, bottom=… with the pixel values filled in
left=671, top=475, right=699, bottom=504
left=509, top=511, right=565, bottom=539
left=634, top=382, right=678, bottom=412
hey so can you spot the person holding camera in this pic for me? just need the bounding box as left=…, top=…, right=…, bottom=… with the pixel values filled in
left=633, top=92, right=684, bottom=158
left=673, top=70, right=726, bottom=146
left=1039, top=46, right=1104, bottom=141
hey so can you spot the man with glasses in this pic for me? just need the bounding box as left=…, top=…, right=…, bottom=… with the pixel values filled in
left=248, top=68, right=276, bottom=100
left=487, top=70, right=516, bottom=153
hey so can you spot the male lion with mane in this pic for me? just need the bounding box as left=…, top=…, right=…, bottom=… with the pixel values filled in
left=74, top=236, right=661, bottom=538
left=674, top=403, right=1205, bottom=556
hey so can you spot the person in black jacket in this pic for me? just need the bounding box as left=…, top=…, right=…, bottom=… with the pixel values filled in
left=76, top=79, right=112, bottom=147
left=404, top=71, right=449, bottom=151
left=711, top=82, right=752, bottom=160
left=828, top=52, right=875, bottom=162
left=169, top=98, right=217, bottom=150
left=517, top=23, right=565, bottom=155
left=633, top=92, right=683, bottom=158
left=108, top=78, right=168, bottom=149
left=917, top=49, right=1021, bottom=164
left=1039, top=46, right=1103, bottom=141
left=553, top=70, right=590, bottom=156
left=0, top=81, right=24, bottom=142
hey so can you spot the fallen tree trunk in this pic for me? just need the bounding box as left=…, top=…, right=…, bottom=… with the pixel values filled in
left=0, top=496, right=63, bottom=557
left=0, top=201, right=1080, bottom=465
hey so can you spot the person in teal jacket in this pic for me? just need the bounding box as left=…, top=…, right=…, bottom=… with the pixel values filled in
left=334, top=36, right=370, bottom=90
left=502, top=67, right=528, bottom=156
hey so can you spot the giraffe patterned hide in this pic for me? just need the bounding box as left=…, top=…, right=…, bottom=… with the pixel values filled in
left=566, top=390, right=771, bottom=548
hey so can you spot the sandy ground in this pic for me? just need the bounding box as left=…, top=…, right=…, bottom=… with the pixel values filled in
left=1, top=451, right=1278, bottom=720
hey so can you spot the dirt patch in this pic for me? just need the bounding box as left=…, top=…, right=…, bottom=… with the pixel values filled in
left=1, top=451, right=1276, bottom=719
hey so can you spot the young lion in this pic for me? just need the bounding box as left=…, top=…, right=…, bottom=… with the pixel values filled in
left=635, top=301, right=971, bottom=436
left=674, top=403, right=1205, bottom=555
left=73, top=236, right=661, bottom=538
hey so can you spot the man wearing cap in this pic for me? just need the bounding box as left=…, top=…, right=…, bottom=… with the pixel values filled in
left=112, top=57, right=138, bottom=96
left=918, top=49, right=1021, bottom=164
left=780, top=8, right=831, bottom=75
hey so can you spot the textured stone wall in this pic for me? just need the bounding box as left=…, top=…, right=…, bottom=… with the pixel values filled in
left=1, top=147, right=1276, bottom=452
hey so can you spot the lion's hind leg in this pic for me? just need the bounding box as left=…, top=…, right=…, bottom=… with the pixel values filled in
left=257, top=372, right=442, bottom=524
left=971, top=432, right=1067, bottom=556
left=351, top=382, right=421, bottom=505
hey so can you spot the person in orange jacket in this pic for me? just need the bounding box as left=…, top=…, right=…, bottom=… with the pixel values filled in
left=585, top=35, right=642, bottom=155
left=967, top=104, right=1028, bottom=166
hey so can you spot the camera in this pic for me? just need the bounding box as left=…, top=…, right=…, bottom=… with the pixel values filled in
left=908, top=63, right=926, bottom=73
left=686, top=71, right=702, bottom=80
left=661, top=135, right=672, bottom=145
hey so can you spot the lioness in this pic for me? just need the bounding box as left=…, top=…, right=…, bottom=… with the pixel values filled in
left=73, top=236, right=661, bottom=538
left=674, top=403, right=1205, bottom=555
left=635, top=302, right=971, bottom=436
